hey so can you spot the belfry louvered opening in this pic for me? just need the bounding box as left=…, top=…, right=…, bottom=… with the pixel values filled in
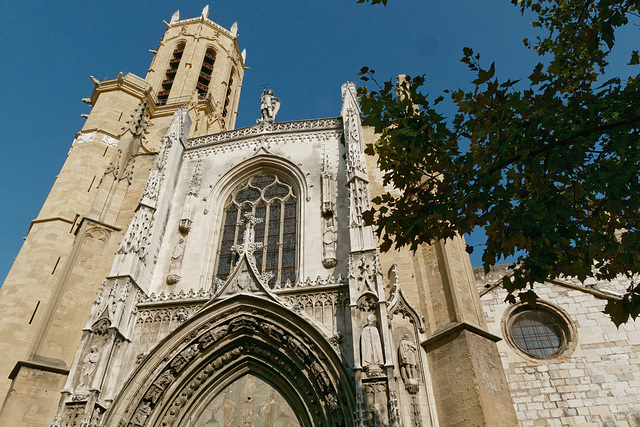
left=158, top=42, right=185, bottom=105
left=197, top=48, right=216, bottom=98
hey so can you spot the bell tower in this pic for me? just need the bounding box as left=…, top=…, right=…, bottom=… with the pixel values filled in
left=145, top=6, right=245, bottom=135
left=0, top=8, right=244, bottom=426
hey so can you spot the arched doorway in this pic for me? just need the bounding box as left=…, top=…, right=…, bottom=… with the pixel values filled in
left=103, top=294, right=354, bottom=426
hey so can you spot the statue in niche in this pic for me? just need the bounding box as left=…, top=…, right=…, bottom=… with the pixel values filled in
left=166, top=237, right=185, bottom=285
left=322, top=218, right=337, bottom=268
left=77, top=346, right=100, bottom=390
left=398, top=334, right=420, bottom=393
left=360, top=314, right=384, bottom=377
left=259, top=88, right=281, bottom=123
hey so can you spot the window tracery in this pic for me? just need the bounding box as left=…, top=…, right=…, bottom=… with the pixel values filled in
left=216, top=173, right=297, bottom=286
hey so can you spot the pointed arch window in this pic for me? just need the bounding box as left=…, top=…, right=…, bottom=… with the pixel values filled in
left=216, top=173, right=297, bottom=287
left=222, top=67, right=235, bottom=118
left=158, top=42, right=185, bottom=105
left=197, top=48, right=216, bottom=99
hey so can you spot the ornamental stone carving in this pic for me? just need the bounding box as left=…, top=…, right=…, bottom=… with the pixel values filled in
left=345, top=109, right=366, bottom=179
left=117, top=205, right=153, bottom=259
left=198, top=325, right=229, bottom=349
left=144, top=370, right=175, bottom=404
left=321, top=140, right=338, bottom=269
left=101, top=134, right=119, bottom=148
left=232, top=213, right=264, bottom=258
left=186, top=117, right=341, bottom=148
left=130, top=401, right=151, bottom=426
left=350, top=253, right=382, bottom=298
left=310, top=359, right=332, bottom=394
left=364, top=381, right=389, bottom=426
left=158, top=347, right=244, bottom=427
left=102, top=100, right=150, bottom=185
left=141, top=133, right=172, bottom=204
left=69, top=131, right=97, bottom=154
left=322, top=217, right=338, bottom=268
left=348, top=178, right=370, bottom=228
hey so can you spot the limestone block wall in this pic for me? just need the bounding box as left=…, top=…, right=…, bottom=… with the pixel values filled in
left=478, top=266, right=640, bottom=426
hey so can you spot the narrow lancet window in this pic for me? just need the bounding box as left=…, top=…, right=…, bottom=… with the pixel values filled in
left=158, top=42, right=185, bottom=105
left=216, top=173, right=297, bottom=287
left=222, top=67, right=236, bottom=118
left=197, top=48, right=216, bottom=99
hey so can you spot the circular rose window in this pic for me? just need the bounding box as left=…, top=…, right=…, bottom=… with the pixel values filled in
left=506, top=304, right=573, bottom=359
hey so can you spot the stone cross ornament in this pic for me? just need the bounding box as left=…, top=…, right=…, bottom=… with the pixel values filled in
left=231, top=213, right=264, bottom=257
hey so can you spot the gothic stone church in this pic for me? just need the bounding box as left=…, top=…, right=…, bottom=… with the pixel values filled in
left=1, top=8, right=639, bottom=427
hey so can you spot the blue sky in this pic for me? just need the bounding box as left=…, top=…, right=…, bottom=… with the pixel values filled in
left=0, top=1, right=635, bottom=284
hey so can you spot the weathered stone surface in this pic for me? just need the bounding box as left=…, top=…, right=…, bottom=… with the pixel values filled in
left=479, top=267, right=640, bottom=426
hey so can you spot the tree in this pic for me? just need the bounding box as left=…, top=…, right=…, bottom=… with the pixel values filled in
left=357, top=0, right=640, bottom=325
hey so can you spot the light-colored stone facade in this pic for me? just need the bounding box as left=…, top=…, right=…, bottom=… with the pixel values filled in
left=478, top=265, right=640, bottom=426
left=6, top=8, right=635, bottom=427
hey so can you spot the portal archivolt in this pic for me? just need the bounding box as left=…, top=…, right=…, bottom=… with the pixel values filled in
left=104, top=295, right=354, bottom=426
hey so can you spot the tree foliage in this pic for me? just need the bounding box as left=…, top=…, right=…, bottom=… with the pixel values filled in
left=357, top=0, right=640, bottom=325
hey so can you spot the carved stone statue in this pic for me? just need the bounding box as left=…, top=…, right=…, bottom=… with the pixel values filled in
left=78, top=345, right=100, bottom=390
left=360, top=314, right=384, bottom=376
left=322, top=219, right=337, bottom=268
left=171, top=237, right=185, bottom=262
left=259, top=89, right=281, bottom=123
left=398, top=334, right=419, bottom=392
left=167, top=237, right=186, bottom=285
left=131, top=401, right=152, bottom=426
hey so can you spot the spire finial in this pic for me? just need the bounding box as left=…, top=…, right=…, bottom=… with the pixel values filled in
left=170, top=10, right=180, bottom=24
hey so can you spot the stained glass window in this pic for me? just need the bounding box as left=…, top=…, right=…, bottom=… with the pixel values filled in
left=216, top=173, right=297, bottom=287
left=510, top=308, right=568, bottom=358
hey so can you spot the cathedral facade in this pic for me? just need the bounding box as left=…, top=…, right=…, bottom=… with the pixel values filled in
left=0, top=8, right=638, bottom=427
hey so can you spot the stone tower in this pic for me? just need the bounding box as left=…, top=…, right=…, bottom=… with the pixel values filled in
left=0, top=8, right=244, bottom=426
left=0, top=8, right=517, bottom=427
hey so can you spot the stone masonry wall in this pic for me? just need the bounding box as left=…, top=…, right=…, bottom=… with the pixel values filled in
left=478, top=266, right=640, bottom=426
